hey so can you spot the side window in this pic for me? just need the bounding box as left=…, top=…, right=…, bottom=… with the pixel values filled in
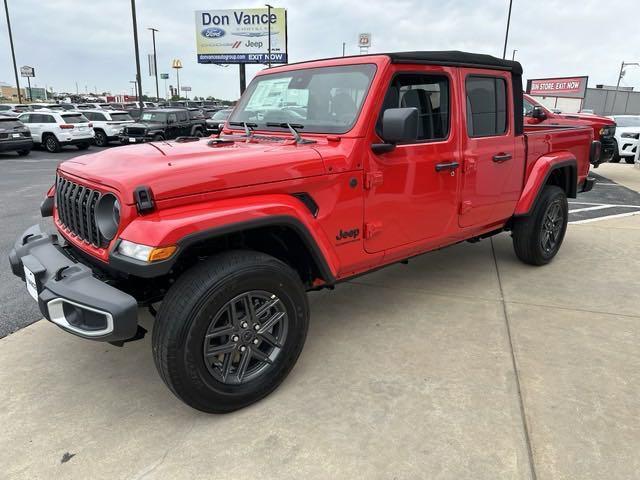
left=523, top=98, right=534, bottom=116
left=465, top=76, right=508, bottom=137
left=177, top=111, right=188, bottom=122
left=168, top=113, right=178, bottom=124
left=19, top=114, right=31, bottom=123
left=93, top=112, right=106, bottom=121
left=377, top=73, right=450, bottom=141
left=44, top=115, right=56, bottom=124
left=84, top=112, right=94, bottom=121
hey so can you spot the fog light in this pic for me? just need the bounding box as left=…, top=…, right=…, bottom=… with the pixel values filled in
left=47, top=298, right=113, bottom=336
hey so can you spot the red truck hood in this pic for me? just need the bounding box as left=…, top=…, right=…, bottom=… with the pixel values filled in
left=556, top=112, right=615, bottom=126
left=58, top=139, right=326, bottom=204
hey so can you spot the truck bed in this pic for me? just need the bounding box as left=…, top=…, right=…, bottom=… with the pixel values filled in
left=524, top=124, right=593, bottom=185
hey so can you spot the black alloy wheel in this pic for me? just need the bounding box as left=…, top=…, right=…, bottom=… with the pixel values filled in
left=203, top=290, right=288, bottom=385
left=539, top=199, right=564, bottom=254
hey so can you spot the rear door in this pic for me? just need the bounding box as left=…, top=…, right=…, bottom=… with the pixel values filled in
left=364, top=66, right=461, bottom=253
left=458, top=70, right=522, bottom=228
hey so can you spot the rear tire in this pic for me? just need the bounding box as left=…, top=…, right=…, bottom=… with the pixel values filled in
left=44, top=135, right=61, bottom=153
left=94, top=130, right=108, bottom=147
left=512, top=185, right=568, bottom=266
left=16, top=149, right=30, bottom=157
left=610, top=141, right=621, bottom=163
left=76, top=142, right=90, bottom=150
left=152, top=250, right=309, bottom=413
left=624, top=157, right=636, bottom=164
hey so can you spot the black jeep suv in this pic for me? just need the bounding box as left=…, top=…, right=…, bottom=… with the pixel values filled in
left=0, top=115, right=33, bottom=156
left=119, top=108, right=206, bottom=144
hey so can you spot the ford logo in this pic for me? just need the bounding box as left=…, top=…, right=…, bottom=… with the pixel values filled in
left=201, top=27, right=225, bottom=38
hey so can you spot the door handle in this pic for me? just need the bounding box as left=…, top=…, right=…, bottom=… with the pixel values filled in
left=493, top=152, right=512, bottom=163
left=435, top=161, right=460, bottom=172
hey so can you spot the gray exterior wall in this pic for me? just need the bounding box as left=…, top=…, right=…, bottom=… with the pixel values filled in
left=582, top=88, right=640, bottom=116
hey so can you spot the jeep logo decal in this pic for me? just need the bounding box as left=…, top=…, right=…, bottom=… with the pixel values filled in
left=336, top=228, right=359, bottom=242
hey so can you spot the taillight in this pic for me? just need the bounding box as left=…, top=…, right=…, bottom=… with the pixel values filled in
left=60, top=124, right=74, bottom=129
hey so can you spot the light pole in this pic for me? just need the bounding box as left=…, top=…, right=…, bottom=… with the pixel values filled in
left=4, top=0, right=22, bottom=103
left=130, top=0, right=143, bottom=116
left=265, top=3, right=273, bottom=68
left=610, top=61, right=639, bottom=115
left=148, top=27, right=160, bottom=101
left=512, top=49, right=517, bottom=61
left=129, top=80, right=137, bottom=97
left=502, top=0, right=513, bottom=59
left=342, top=42, right=346, bottom=56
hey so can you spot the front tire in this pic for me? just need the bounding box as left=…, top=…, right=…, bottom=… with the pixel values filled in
left=624, top=157, right=636, bottom=164
left=610, top=141, right=621, bottom=163
left=152, top=250, right=309, bottom=413
left=512, top=185, right=568, bottom=265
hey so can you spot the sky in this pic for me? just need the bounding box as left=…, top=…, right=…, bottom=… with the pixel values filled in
left=2, top=0, right=640, bottom=101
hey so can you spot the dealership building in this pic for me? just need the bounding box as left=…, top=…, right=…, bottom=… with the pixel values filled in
left=526, top=76, right=640, bottom=116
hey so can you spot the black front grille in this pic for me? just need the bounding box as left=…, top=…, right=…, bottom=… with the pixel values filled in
left=125, top=127, right=146, bottom=136
left=56, top=176, right=105, bottom=247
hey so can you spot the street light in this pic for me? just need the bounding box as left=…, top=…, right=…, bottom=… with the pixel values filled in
left=130, top=0, right=143, bottom=116
left=610, top=61, right=639, bottom=115
left=265, top=3, right=273, bottom=68
left=502, top=0, right=513, bottom=59
left=148, top=27, right=160, bottom=101
left=3, top=0, right=22, bottom=103
left=512, top=49, right=517, bottom=61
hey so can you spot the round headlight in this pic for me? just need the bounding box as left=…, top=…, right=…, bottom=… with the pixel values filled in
left=95, top=193, right=120, bottom=241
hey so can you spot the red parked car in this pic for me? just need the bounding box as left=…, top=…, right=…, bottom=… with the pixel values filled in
left=10, top=51, right=597, bottom=413
left=523, top=93, right=616, bottom=166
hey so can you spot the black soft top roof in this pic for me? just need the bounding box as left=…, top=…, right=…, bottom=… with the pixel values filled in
left=387, top=51, right=523, bottom=75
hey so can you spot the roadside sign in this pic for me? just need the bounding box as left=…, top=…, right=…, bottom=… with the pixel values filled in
left=172, top=59, right=183, bottom=69
left=526, top=76, right=589, bottom=98
left=181, top=86, right=192, bottom=92
left=20, top=66, right=35, bottom=77
left=194, top=8, right=288, bottom=64
left=358, top=33, right=371, bottom=48
left=160, top=73, right=169, bottom=79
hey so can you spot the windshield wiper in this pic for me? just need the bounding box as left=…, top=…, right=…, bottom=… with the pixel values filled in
left=228, top=121, right=257, bottom=139
left=266, top=122, right=315, bottom=144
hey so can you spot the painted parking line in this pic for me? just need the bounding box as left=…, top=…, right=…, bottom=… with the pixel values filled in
left=568, top=205, right=616, bottom=214
left=570, top=210, right=640, bottom=224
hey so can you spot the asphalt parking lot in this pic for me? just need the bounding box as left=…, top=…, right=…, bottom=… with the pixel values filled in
left=1, top=152, right=639, bottom=479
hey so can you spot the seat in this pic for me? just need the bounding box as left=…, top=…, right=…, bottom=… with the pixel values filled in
left=401, top=89, right=435, bottom=140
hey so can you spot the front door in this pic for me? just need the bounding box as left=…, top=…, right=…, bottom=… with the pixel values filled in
left=458, top=70, right=521, bottom=228
left=364, top=67, right=461, bottom=253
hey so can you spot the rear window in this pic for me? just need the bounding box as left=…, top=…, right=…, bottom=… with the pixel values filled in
left=212, top=109, right=231, bottom=120
left=109, top=112, right=133, bottom=121
left=62, top=114, right=89, bottom=124
left=465, top=76, right=508, bottom=137
left=0, top=118, right=22, bottom=128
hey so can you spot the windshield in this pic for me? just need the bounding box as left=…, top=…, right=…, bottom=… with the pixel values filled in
left=229, top=64, right=377, bottom=134
left=613, top=116, right=640, bottom=127
left=140, top=112, right=167, bottom=122
left=212, top=109, right=231, bottom=120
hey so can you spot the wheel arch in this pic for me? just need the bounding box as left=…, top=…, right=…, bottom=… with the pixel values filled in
left=514, top=152, right=577, bottom=216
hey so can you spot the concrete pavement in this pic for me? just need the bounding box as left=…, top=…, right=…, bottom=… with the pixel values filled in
left=1, top=165, right=639, bottom=479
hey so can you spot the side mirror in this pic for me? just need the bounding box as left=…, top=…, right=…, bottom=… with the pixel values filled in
left=372, top=107, right=419, bottom=154
left=531, top=105, right=546, bottom=120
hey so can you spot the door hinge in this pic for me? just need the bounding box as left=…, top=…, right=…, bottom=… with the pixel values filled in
left=364, top=171, right=383, bottom=190
left=460, top=200, right=473, bottom=215
left=364, top=222, right=383, bottom=239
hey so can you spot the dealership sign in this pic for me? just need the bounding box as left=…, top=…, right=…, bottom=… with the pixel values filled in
left=526, top=76, right=588, bottom=98
left=195, top=8, right=288, bottom=64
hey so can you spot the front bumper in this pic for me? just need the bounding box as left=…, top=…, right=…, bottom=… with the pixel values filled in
left=60, top=137, right=93, bottom=146
left=119, top=134, right=149, bottom=144
left=8, top=225, right=138, bottom=342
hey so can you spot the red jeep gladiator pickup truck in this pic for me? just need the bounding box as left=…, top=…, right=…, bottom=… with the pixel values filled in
left=9, top=51, right=597, bottom=413
left=523, top=93, right=615, bottom=165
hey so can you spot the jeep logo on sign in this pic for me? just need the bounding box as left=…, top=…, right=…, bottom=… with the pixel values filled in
left=336, top=228, right=360, bottom=242
left=201, top=27, right=226, bottom=38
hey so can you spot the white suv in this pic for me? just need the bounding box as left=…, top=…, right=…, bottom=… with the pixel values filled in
left=608, top=115, right=640, bottom=164
left=18, top=110, right=94, bottom=153
left=83, top=109, right=134, bottom=146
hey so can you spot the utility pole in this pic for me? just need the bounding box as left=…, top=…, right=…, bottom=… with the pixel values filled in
left=342, top=42, right=346, bottom=56
left=265, top=4, right=273, bottom=68
left=130, top=0, right=143, bottom=115
left=502, top=0, right=513, bottom=59
left=610, top=61, right=639, bottom=115
left=148, top=27, right=160, bottom=101
left=512, top=49, right=517, bottom=61
left=4, top=0, right=22, bottom=103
